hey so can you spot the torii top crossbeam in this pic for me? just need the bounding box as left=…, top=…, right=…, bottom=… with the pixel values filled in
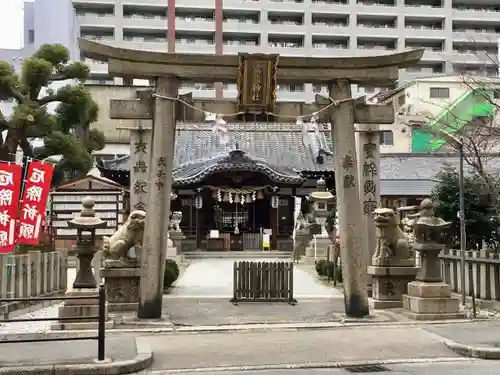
left=79, top=39, right=424, bottom=85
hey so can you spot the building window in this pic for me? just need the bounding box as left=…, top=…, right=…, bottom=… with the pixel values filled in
left=379, top=130, right=394, bottom=146
left=398, top=94, right=405, bottom=106
left=28, top=29, right=35, bottom=44
left=429, top=87, right=449, bottom=99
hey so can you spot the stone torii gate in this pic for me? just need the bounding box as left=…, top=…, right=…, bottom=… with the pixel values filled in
left=79, top=38, right=423, bottom=319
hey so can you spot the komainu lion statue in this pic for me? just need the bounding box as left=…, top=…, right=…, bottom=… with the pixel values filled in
left=102, top=210, right=146, bottom=265
left=169, top=211, right=182, bottom=232
left=372, top=208, right=411, bottom=260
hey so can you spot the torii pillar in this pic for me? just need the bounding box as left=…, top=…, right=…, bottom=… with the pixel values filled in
left=326, top=86, right=393, bottom=317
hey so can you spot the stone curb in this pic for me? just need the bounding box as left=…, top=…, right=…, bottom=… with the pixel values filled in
left=149, top=357, right=476, bottom=373
left=0, top=318, right=480, bottom=340
left=444, top=340, right=500, bottom=360
left=0, top=339, right=153, bottom=375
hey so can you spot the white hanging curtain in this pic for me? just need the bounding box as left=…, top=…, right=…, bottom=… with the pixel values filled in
left=292, top=196, right=302, bottom=241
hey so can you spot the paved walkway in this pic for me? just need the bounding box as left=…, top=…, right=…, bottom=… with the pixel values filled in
left=137, top=326, right=461, bottom=371
left=167, top=258, right=342, bottom=298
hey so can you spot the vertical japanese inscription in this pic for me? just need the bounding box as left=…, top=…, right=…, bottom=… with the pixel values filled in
left=155, top=157, right=166, bottom=191
left=362, top=132, right=378, bottom=216
left=130, top=128, right=151, bottom=211
left=341, top=154, right=356, bottom=189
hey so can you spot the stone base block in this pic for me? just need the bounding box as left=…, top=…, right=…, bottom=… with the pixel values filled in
left=100, top=267, right=140, bottom=313
left=368, top=265, right=418, bottom=309
left=407, top=281, right=452, bottom=298
left=401, top=311, right=465, bottom=321
left=166, top=246, right=178, bottom=259
left=403, top=294, right=460, bottom=314
left=371, top=258, right=415, bottom=267
left=402, top=280, right=464, bottom=320
left=52, top=289, right=113, bottom=330
left=51, top=320, right=115, bottom=330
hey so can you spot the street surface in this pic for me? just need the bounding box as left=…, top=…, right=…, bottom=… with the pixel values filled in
left=143, top=361, right=500, bottom=375
left=136, top=327, right=460, bottom=371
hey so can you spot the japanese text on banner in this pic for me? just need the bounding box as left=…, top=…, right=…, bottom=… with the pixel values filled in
left=16, top=161, right=54, bottom=245
left=0, top=163, right=22, bottom=253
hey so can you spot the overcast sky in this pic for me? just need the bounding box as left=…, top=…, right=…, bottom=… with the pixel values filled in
left=0, top=0, right=25, bottom=49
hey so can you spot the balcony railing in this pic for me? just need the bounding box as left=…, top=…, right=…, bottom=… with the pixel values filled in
left=123, top=14, right=166, bottom=20
left=81, top=35, right=114, bottom=41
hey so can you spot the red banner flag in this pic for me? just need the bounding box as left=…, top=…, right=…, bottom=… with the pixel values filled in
left=16, top=160, right=54, bottom=245
left=0, top=163, right=23, bottom=253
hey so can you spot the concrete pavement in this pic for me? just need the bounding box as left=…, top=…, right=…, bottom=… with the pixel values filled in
left=136, top=325, right=461, bottom=371
left=0, top=335, right=152, bottom=375
left=141, top=361, right=500, bottom=375
left=425, top=320, right=500, bottom=359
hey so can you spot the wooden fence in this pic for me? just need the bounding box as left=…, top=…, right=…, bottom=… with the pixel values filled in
left=0, top=251, right=68, bottom=315
left=440, top=249, right=500, bottom=301
left=231, top=261, right=296, bottom=304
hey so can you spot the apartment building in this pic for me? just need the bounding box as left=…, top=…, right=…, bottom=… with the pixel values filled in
left=2, top=0, right=500, bottom=110
left=74, top=0, right=500, bottom=100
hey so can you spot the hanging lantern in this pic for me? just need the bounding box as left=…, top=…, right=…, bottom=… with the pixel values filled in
left=195, top=195, right=203, bottom=209
left=257, top=190, right=264, bottom=200
left=234, top=194, right=240, bottom=204
left=229, top=192, right=233, bottom=203
left=252, top=191, right=256, bottom=201
left=217, top=190, right=222, bottom=202
left=240, top=194, right=246, bottom=205
left=271, top=196, right=279, bottom=208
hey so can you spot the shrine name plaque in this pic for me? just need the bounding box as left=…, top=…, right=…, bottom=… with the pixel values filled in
left=237, top=53, right=279, bottom=113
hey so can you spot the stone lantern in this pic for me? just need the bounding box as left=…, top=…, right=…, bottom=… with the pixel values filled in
left=402, top=199, right=464, bottom=320
left=52, top=197, right=111, bottom=330
left=70, top=197, right=108, bottom=289
left=303, top=178, right=335, bottom=263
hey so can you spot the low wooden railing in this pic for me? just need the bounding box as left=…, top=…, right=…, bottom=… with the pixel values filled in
left=440, top=249, right=500, bottom=301
left=231, top=261, right=296, bottom=304
left=0, top=251, right=68, bottom=315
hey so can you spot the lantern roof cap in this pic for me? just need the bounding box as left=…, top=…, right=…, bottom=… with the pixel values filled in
left=68, top=197, right=108, bottom=229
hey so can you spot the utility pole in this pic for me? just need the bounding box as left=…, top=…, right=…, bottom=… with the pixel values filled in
left=458, top=140, right=466, bottom=305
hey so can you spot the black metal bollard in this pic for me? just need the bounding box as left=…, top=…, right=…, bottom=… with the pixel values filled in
left=97, top=283, right=106, bottom=361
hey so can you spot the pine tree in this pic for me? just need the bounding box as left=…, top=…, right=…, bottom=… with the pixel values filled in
left=0, top=44, right=104, bottom=184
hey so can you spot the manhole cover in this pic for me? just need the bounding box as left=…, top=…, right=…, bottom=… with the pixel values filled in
left=345, top=365, right=391, bottom=373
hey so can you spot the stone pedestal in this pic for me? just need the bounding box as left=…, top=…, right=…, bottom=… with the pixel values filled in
left=169, top=230, right=185, bottom=253
left=402, top=199, right=464, bottom=320
left=51, top=289, right=114, bottom=330
left=100, top=266, right=141, bottom=312
left=368, top=258, right=418, bottom=309
left=402, top=281, right=464, bottom=320
left=293, top=231, right=313, bottom=262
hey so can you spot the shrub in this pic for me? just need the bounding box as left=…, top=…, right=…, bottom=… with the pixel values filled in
left=163, top=259, right=180, bottom=289
left=315, top=260, right=342, bottom=283
left=166, top=259, right=179, bottom=279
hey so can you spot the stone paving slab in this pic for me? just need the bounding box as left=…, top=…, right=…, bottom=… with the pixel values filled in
left=0, top=336, right=136, bottom=366
left=169, top=259, right=342, bottom=298
left=0, top=335, right=153, bottom=375
left=161, top=297, right=354, bottom=326
left=137, top=326, right=460, bottom=371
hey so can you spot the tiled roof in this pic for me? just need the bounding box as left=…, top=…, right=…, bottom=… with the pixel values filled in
left=379, top=153, right=500, bottom=180
left=173, top=149, right=305, bottom=186
left=101, top=122, right=334, bottom=172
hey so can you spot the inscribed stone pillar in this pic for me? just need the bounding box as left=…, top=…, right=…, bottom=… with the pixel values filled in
left=355, top=124, right=381, bottom=287
left=329, top=80, right=369, bottom=317
left=130, top=125, right=152, bottom=211
left=138, top=76, right=179, bottom=319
